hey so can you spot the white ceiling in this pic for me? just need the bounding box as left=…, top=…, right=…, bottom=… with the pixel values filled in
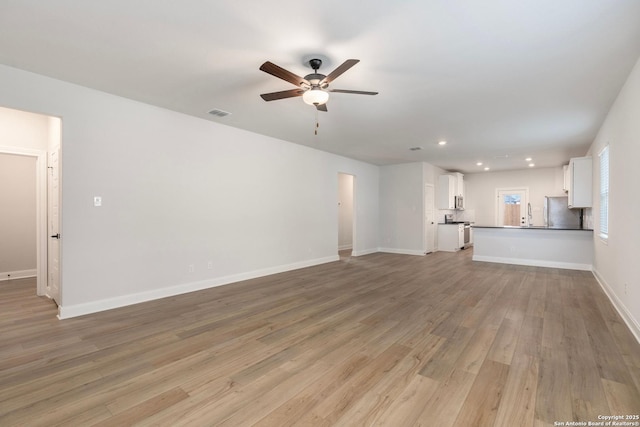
left=1, top=1, right=639, bottom=172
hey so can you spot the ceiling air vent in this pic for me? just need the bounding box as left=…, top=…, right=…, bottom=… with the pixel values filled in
left=409, top=147, right=423, bottom=151
left=208, top=109, right=232, bottom=118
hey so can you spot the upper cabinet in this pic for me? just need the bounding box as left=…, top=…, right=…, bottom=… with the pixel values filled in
left=438, top=173, right=464, bottom=210
left=567, top=156, right=592, bottom=208
left=453, top=172, right=464, bottom=199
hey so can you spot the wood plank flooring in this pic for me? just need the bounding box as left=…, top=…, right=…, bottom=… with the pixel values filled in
left=1, top=250, right=639, bottom=426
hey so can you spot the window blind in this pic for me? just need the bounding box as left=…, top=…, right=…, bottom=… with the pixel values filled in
left=599, top=145, right=609, bottom=238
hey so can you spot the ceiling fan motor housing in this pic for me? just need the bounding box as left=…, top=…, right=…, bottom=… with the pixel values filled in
left=305, top=59, right=327, bottom=88
left=304, top=73, right=327, bottom=88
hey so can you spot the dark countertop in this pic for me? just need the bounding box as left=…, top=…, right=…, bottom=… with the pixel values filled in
left=473, top=225, right=593, bottom=231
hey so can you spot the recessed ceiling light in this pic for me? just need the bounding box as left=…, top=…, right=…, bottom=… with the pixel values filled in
left=529, top=163, right=535, bottom=167
left=438, top=140, right=447, bottom=146
left=476, top=162, right=483, bottom=166
left=525, top=157, right=532, bottom=162
left=484, top=167, right=490, bottom=171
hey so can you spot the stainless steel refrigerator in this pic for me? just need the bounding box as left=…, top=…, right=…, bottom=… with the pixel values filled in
left=544, top=196, right=582, bottom=228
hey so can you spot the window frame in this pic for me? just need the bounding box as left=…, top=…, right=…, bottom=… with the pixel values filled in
left=598, top=144, right=609, bottom=241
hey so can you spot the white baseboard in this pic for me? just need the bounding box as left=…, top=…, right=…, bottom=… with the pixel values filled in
left=592, top=268, right=640, bottom=344
left=57, top=255, right=339, bottom=320
left=351, top=248, right=378, bottom=257
left=378, top=247, right=425, bottom=256
left=472, top=255, right=592, bottom=271
left=0, top=269, right=37, bottom=281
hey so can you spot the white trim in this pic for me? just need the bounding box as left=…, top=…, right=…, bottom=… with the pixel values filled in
left=0, top=146, right=48, bottom=296
left=0, top=269, right=37, bottom=281
left=494, top=187, right=530, bottom=227
left=57, top=255, right=339, bottom=319
left=338, top=244, right=353, bottom=251
left=378, top=247, right=426, bottom=256
left=598, top=144, right=609, bottom=238
left=423, top=183, right=436, bottom=255
left=472, top=254, right=592, bottom=271
left=592, top=268, right=640, bottom=345
left=351, top=248, right=378, bottom=257
left=0, top=145, right=42, bottom=157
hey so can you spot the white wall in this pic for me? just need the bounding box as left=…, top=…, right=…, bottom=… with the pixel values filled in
left=0, top=64, right=380, bottom=318
left=464, top=167, right=565, bottom=226
left=588, top=56, right=640, bottom=341
left=378, top=162, right=447, bottom=255
left=0, top=105, right=51, bottom=151
left=0, top=154, right=37, bottom=279
left=379, top=163, right=424, bottom=255
left=337, top=173, right=354, bottom=250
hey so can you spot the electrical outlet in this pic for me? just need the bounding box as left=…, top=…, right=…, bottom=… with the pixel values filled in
left=207, top=261, right=213, bottom=270
left=624, top=283, right=628, bottom=295
left=188, top=264, right=195, bottom=273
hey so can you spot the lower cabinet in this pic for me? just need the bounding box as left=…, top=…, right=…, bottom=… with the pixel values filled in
left=438, top=224, right=464, bottom=252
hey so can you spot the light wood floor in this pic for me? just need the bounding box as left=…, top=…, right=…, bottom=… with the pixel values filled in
left=1, top=250, right=639, bottom=426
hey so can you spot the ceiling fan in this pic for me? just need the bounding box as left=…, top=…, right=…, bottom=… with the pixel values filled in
left=259, top=58, right=378, bottom=112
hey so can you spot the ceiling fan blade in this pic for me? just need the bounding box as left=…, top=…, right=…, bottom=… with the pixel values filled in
left=316, top=103, right=328, bottom=112
left=320, top=59, right=360, bottom=85
left=329, top=89, right=379, bottom=95
left=260, top=61, right=310, bottom=87
left=260, top=89, right=305, bottom=101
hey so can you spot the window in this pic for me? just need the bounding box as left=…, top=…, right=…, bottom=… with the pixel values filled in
left=599, top=145, right=609, bottom=239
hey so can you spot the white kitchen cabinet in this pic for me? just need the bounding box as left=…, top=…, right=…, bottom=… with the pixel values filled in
left=452, top=172, right=464, bottom=199
left=438, top=223, right=464, bottom=252
left=438, top=173, right=464, bottom=210
left=562, top=164, right=570, bottom=193
left=567, top=157, right=592, bottom=208
left=438, top=175, right=456, bottom=209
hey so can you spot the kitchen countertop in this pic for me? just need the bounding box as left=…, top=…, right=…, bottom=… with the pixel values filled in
left=473, top=225, right=593, bottom=231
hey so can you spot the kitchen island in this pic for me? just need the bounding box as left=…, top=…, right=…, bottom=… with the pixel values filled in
left=472, top=226, right=594, bottom=271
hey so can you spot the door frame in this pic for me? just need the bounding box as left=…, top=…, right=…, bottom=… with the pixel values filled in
left=495, top=187, right=529, bottom=226
left=423, top=183, right=435, bottom=254
left=0, top=145, right=48, bottom=296
left=337, top=172, right=356, bottom=254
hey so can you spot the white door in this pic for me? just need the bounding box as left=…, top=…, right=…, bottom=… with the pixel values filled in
left=337, top=173, right=354, bottom=254
left=496, top=188, right=529, bottom=227
left=47, top=149, right=60, bottom=304
left=424, top=184, right=436, bottom=253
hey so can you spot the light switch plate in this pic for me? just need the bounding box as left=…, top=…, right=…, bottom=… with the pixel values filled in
left=94, top=196, right=102, bottom=207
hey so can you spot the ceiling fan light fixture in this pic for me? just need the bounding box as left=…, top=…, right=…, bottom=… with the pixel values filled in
left=302, top=88, right=329, bottom=106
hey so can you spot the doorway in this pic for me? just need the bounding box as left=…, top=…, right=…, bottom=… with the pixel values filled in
left=338, top=173, right=354, bottom=258
left=0, top=147, right=48, bottom=295
left=496, top=188, right=529, bottom=226
left=424, top=183, right=435, bottom=254
left=0, top=153, right=37, bottom=281
left=0, top=106, right=61, bottom=304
